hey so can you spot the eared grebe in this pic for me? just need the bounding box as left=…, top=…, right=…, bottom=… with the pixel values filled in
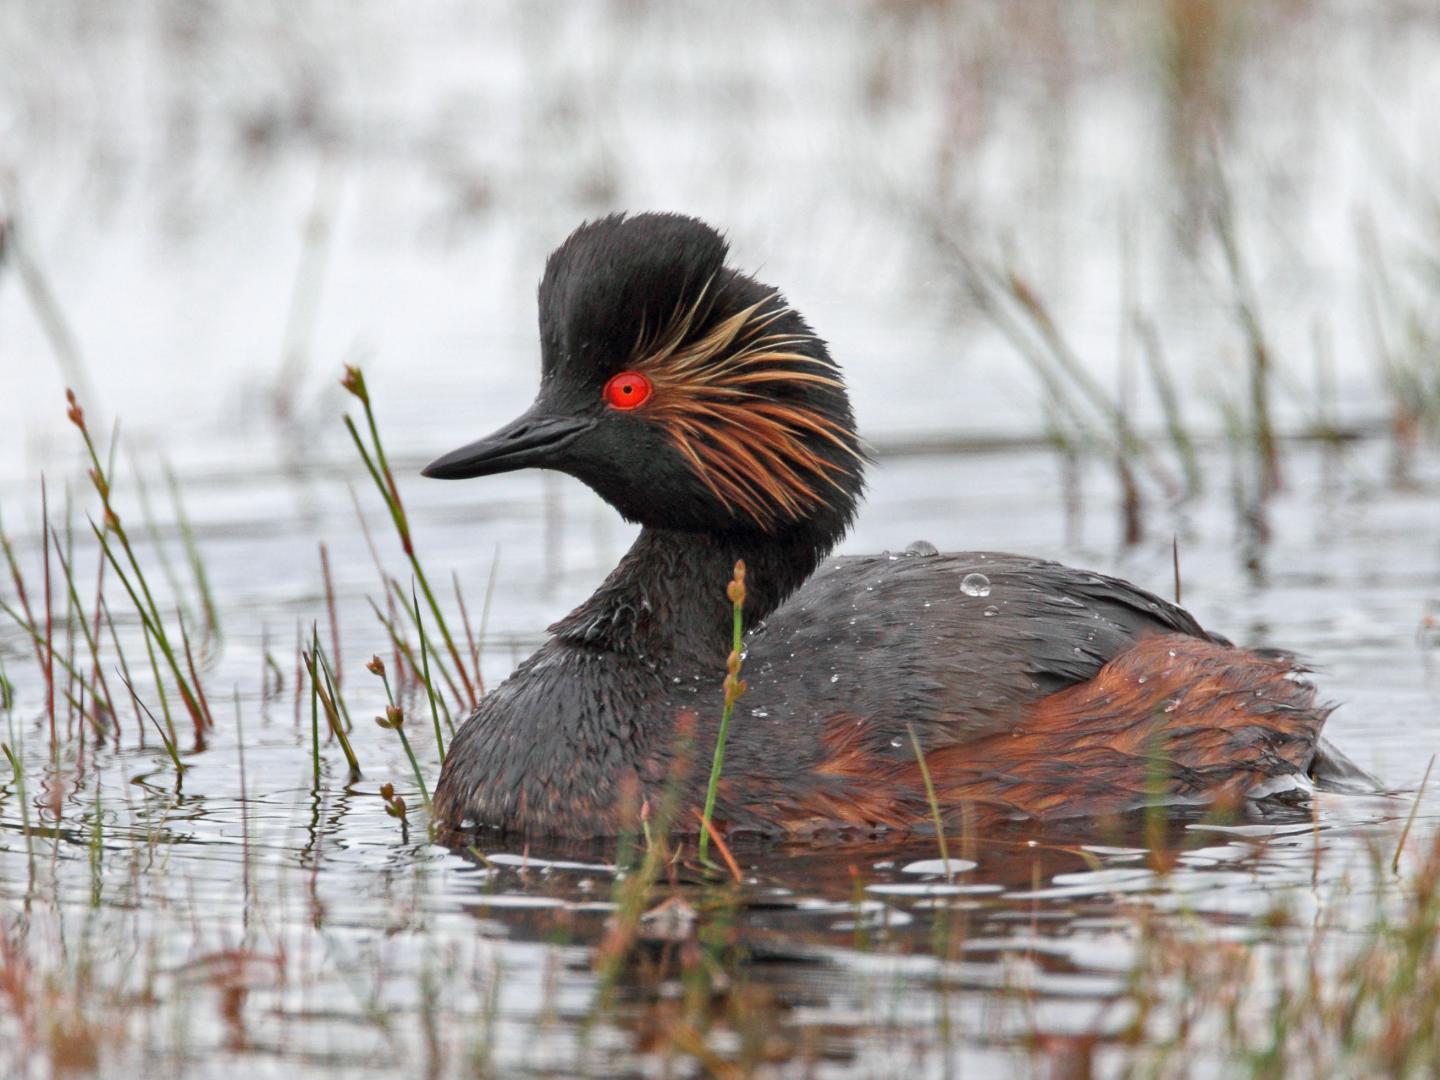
left=424, top=212, right=1364, bottom=840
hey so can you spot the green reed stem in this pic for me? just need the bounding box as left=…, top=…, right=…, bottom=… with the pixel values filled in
left=132, top=460, right=195, bottom=633
left=139, top=620, right=177, bottom=746
left=699, top=561, right=746, bottom=864
left=340, top=366, right=476, bottom=708
left=313, top=641, right=354, bottom=733
left=90, top=517, right=203, bottom=729
left=70, top=393, right=208, bottom=729
left=1, top=598, right=95, bottom=691
left=49, top=535, right=114, bottom=724
left=0, top=517, right=47, bottom=674
left=907, top=723, right=952, bottom=882
left=306, top=629, right=361, bottom=780
left=411, top=585, right=445, bottom=762
left=1393, top=754, right=1436, bottom=874
left=368, top=597, right=454, bottom=728
left=3, top=679, right=36, bottom=872
left=374, top=668, right=431, bottom=809
left=117, top=670, right=185, bottom=777
left=166, top=463, right=221, bottom=643
left=309, top=644, right=321, bottom=789
left=388, top=576, right=464, bottom=705
left=100, top=598, right=141, bottom=738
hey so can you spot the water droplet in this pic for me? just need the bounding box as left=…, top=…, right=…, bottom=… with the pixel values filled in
left=1137, top=675, right=1147, bottom=684
left=923, top=601, right=932, bottom=608
left=751, top=708, right=769, bottom=718
left=829, top=673, right=840, bottom=684
left=906, top=540, right=939, bottom=557
left=889, top=736, right=905, bottom=749
left=672, top=676, right=682, bottom=684
left=983, top=605, right=999, bottom=617
left=1167, top=649, right=1177, bottom=658
left=960, top=572, right=991, bottom=597
left=1163, top=699, right=1179, bottom=713
left=1073, top=646, right=1085, bottom=657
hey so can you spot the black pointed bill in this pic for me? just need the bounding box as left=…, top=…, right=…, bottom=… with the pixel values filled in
left=421, top=407, right=595, bottom=480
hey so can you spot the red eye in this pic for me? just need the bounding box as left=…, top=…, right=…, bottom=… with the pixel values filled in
left=603, top=371, right=653, bottom=411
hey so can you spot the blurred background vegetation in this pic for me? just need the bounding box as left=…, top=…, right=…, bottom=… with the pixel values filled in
left=3, top=0, right=1438, bottom=477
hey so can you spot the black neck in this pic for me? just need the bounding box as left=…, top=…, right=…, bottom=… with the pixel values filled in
left=549, top=523, right=843, bottom=664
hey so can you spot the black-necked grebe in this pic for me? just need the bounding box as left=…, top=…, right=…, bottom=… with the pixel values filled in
left=423, top=212, right=1364, bottom=840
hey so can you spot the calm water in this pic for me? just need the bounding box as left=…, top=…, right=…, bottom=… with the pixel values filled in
left=3, top=4, right=1440, bottom=1076
left=1, top=432, right=1436, bottom=1077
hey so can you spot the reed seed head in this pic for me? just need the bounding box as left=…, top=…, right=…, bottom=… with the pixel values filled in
left=727, top=560, right=747, bottom=606
left=65, top=389, right=85, bottom=430
left=340, top=365, right=368, bottom=403
left=366, top=655, right=386, bottom=677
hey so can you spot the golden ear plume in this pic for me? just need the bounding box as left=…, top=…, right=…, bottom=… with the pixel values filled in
left=632, top=282, right=863, bottom=530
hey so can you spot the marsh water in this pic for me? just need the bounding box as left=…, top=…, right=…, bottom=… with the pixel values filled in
left=3, top=4, right=1440, bottom=1077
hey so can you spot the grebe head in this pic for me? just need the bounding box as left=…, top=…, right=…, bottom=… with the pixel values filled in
left=423, top=213, right=865, bottom=538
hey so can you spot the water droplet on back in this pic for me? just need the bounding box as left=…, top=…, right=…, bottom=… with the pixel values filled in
left=960, top=572, right=991, bottom=597
left=889, top=736, right=905, bottom=749
left=983, top=605, right=999, bottom=617
left=906, top=540, right=939, bottom=557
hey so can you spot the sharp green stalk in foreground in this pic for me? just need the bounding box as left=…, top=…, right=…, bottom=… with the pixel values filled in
left=908, top=724, right=952, bottom=882
left=699, top=560, right=746, bottom=865
left=1393, top=753, right=1436, bottom=874
left=340, top=365, right=476, bottom=708
left=3, top=670, right=36, bottom=873
left=68, top=391, right=209, bottom=730
left=369, top=654, right=431, bottom=812
left=117, top=670, right=185, bottom=778
left=131, top=458, right=196, bottom=635
left=49, top=536, right=114, bottom=726
left=388, top=576, right=464, bottom=706
left=166, top=462, right=221, bottom=643
left=412, top=585, right=445, bottom=762
left=309, top=637, right=321, bottom=790
left=306, top=628, right=360, bottom=780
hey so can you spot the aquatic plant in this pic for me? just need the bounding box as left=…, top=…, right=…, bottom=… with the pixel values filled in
left=698, top=560, right=746, bottom=865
